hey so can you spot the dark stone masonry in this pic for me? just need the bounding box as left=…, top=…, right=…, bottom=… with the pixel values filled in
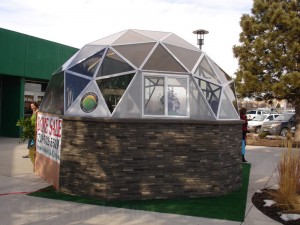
left=58, top=116, right=243, bottom=201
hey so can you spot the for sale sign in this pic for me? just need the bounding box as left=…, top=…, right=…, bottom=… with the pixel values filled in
left=36, top=113, right=62, bottom=163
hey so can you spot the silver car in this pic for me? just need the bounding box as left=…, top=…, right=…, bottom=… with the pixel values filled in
left=261, top=113, right=296, bottom=136
left=248, top=114, right=280, bottom=133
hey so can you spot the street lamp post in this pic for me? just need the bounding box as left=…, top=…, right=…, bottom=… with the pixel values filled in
left=193, top=29, right=209, bottom=50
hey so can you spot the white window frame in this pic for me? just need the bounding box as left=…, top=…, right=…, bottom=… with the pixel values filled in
left=142, top=73, right=190, bottom=118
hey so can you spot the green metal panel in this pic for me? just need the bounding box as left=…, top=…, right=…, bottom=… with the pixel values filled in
left=0, top=28, right=78, bottom=79
left=0, top=28, right=78, bottom=137
left=0, top=77, right=22, bottom=137
left=0, top=28, right=26, bottom=76
left=24, top=36, right=58, bottom=79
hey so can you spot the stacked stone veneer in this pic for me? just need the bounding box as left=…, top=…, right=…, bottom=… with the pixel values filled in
left=59, top=116, right=243, bottom=201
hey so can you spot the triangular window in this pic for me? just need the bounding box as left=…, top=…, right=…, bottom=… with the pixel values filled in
left=69, top=50, right=104, bottom=77
left=113, top=43, right=155, bottom=68
left=65, top=73, right=90, bottom=111
left=39, top=72, right=64, bottom=115
left=96, top=49, right=135, bottom=77
left=96, top=73, right=135, bottom=113
left=196, top=78, right=222, bottom=116
left=143, top=44, right=187, bottom=73
left=197, top=56, right=220, bottom=84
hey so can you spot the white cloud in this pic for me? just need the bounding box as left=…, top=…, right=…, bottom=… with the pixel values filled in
left=0, top=0, right=252, bottom=76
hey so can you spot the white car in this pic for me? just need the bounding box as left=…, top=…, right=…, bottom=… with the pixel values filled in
left=248, top=114, right=280, bottom=133
left=246, top=109, right=271, bottom=120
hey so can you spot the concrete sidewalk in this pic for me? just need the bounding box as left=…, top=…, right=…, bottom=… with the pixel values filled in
left=0, top=137, right=287, bottom=225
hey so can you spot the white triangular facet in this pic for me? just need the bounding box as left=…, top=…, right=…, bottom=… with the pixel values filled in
left=133, top=29, right=171, bottom=41
left=162, top=33, right=199, bottom=51
left=218, top=90, right=239, bottom=119
left=112, top=30, right=156, bottom=45
left=189, top=78, right=216, bottom=120
left=88, top=30, right=127, bottom=45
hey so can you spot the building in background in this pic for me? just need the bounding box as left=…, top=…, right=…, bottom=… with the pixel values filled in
left=0, top=28, right=78, bottom=137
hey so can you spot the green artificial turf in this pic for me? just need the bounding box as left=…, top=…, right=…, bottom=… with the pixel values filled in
left=29, top=163, right=251, bottom=222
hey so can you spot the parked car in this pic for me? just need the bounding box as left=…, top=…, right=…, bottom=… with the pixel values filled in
left=246, top=109, right=271, bottom=120
left=291, top=126, right=296, bottom=136
left=261, top=113, right=296, bottom=136
left=248, top=114, right=280, bottom=133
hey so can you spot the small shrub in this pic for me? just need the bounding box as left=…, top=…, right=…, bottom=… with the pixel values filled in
left=16, top=117, right=35, bottom=143
left=258, top=132, right=267, bottom=139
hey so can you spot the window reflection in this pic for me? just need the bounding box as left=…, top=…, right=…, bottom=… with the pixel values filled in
left=144, top=77, right=164, bottom=115
left=69, top=50, right=104, bottom=77
left=97, top=73, right=135, bottom=113
left=144, top=76, right=188, bottom=116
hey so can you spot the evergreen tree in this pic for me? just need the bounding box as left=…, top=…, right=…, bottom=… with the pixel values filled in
left=233, top=0, right=300, bottom=139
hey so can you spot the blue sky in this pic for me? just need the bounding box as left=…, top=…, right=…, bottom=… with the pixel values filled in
left=0, top=0, right=253, bottom=76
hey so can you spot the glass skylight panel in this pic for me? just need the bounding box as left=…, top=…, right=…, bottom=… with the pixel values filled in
left=133, top=30, right=170, bottom=41
left=206, top=56, right=232, bottom=84
left=143, top=44, right=187, bottom=73
left=198, top=57, right=220, bottom=84
left=162, top=33, right=198, bottom=51
left=113, top=43, right=155, bottom=68
left=68, top=50, right=104, bottom=77
left=88, top=30, right=126, bottom=45
left=96, top=49, right=134, bottom=77
left=68, top=45, right=106, bottom=68
left=112, top=30, right=155, bottom=45
left=164, top=43, right=201, bottom=72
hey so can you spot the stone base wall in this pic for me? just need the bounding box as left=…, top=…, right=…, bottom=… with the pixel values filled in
left=59, top=117, right=243, bottom=201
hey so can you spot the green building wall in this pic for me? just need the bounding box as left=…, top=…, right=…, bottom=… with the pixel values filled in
left=0, top=28, right=78, bottom=137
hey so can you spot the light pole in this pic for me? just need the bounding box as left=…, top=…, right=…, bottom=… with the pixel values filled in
left=193, top=29, right=209, bottom=50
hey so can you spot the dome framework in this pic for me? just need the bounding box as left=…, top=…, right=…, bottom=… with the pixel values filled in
left=40, top=29, right=239, bottom=120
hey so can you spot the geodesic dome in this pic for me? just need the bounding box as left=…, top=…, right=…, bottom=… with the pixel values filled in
left=39, top=29, right=239, bottom=120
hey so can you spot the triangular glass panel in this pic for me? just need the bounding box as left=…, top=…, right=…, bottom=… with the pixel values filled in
left=196, top=78, right=222, bottom=116
left=189, top=78, right=215, bottom=120
left=87, top=30, right=127, bottom=45
left=96, top=49, right=135, bottom=77
left=142, top=44, right=187, bottom=73
left=112, top=72, right=141, bottom=118
left=113, top=42, right=155, bottom=68
left=65, top=73, right=91, bottom=111
left=69, top=50, right=105, bottom=77
left=164, top=43, right=201, bottom=72
left=65, top=81, right=111, bottom=117
left=96, top=73, right=135, bottom=113
left=206, top=56, right=233, bottom=84
left=197, top=56, right=221, bottom=84
left=219, top=90, right=240, bottom=119
left=224, top=82, right=239, bottom=114
left=112, top=30, right=155, bottom=45
left=133, top=29, right=170, bottom=41
left=162, top=33, right=199, bottom=51
left=39, top=72, right=64, bottom=115
left=68, top=45, right=106, bottom=68
left=54, top=51, right=79, bottom=74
